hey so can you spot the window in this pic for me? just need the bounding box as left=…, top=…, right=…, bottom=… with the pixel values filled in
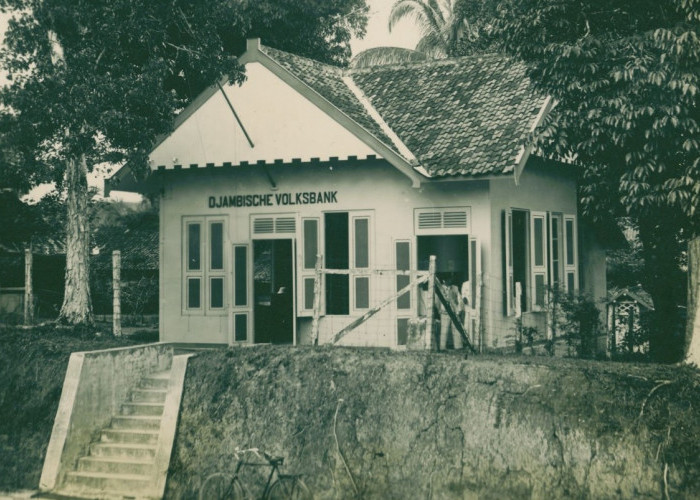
left=503, top=210, right=577, bottom=314
left=299, top=218, right=320, bottom=315
left=323, top=211, right=372, bottom=315
left=185, top=222, right=203, bottom=310
left=233, top=245, right=248, bottom=307
left=564, top=216, right=578, bottom=292
left=353, top=216, right=370, bottom=310
left=395, top=241, right=411, bottom=310
left=325, top=212, right=349, bottom=315
left=183, top=217, right=227, bottom=313
left=234, top=313, right=248, bottom=342
left=414, top=207, right=471, bottom=235
left=209, top=222, right=225, bottom=310
left=530, top=212, right=548, bottom=309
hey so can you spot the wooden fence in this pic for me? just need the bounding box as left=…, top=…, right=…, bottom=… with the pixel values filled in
left=309, top=254, right=479, bottom=353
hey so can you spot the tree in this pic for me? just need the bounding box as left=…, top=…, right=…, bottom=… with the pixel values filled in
left=495, top=0, right=700, bottom=362
left=350, top=0, right=497, bottom=68
left=0, top=0, right=368, bottom=327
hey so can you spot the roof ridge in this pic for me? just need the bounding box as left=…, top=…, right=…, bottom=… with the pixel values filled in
left=346, top=51, right=510, bottom=75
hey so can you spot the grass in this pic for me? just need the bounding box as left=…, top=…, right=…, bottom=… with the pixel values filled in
left=0, top=325, right=137, bottom=491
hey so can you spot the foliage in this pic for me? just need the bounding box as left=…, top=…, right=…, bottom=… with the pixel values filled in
left=512, top=317, right=537, bottom=354
left=349, top=46, right=427, bottom=68
left=350, top=0, right=497, bottom=68
left=550, top=288, right=603, bottom=359
left=0, top=0, right=368, bottom=325
left=388, top=0, right=467, bottom=58
left=0, top=325, right=136, bottom=490
left=494, top=0, right=700, bottom=362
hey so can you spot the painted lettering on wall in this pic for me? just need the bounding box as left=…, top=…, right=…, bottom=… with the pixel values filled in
left=208, top=191, right=338, bottom=208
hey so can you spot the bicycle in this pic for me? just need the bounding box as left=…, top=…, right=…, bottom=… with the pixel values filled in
left=199, top=449, right=311, bottom=500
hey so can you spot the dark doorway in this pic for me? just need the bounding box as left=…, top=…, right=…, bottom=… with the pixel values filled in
left=417, top=235, right=469, bottom=285
left=253, top=239, right=294, bottom=344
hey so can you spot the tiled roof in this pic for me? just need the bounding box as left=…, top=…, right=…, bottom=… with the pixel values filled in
left=260, top=46, right=400, bottom=154
left=258, top=45, right=546, bottom=178
left=350, top=55, right=546, bottom=178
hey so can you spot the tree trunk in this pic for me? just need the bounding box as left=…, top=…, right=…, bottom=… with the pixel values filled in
left=58, top=154, right=93, bottom=326
left=685, top=237, right=700, bottom=365
left=638, top=216, right=685, bottom=363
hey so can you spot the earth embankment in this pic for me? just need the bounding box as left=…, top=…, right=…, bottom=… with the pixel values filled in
left=167, top=347, right=700, bottom=499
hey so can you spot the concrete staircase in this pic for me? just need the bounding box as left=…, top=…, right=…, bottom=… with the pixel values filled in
left=58, top=370, right=171, bottom=499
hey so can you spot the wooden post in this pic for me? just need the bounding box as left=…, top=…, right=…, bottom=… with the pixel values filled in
left=545, top=290, right=553, bottom=340
left=311, top=254, right=322, bottom=346
left=475, top=272, right=483, bottom=353
left=112, top=250, right=121, bottom=337
left=514, top=282, right=522, bottom=319
left=425, top=255, right=436, bottom=350
left=23, top=248, right=33, bottom=325
left=434, top=280, right=477, bottom=354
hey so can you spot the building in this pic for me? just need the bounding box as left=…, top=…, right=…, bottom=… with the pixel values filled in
left=607, top=286, right=653, bottom=354
left=107, top=39, right=609, bottom=349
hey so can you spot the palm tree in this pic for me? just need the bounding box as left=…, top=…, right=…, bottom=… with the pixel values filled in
left=350, top=0, right=471, bottom=68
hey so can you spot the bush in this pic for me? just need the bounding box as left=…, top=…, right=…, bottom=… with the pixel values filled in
left=549, top=288, right=603, bottom=359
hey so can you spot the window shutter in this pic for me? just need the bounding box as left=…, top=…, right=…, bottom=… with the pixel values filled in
left=252, top=216, right=296, bottom=236
left=563, top=215, right=578, bottom=292
left=253, top=217, right=274, bottom=234
left=415, top=207, right=470, bottom=235
left=530, top=211, right=549, bottom=310
left=502, top=209, right=514, bottom=316
left=275, top=217, right=296, bottom=233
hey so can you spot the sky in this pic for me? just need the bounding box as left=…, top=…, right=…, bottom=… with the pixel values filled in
left=351, top=0, right=421, bottom=54
left=5, top=0, right=419, bottom=204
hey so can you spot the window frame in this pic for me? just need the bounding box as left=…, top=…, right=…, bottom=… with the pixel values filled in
left=563, top=215, right=578, bottom=292
left=182, top=216, right=228, bottom=316
left=502, top=209, right=579, bottom=315
left=298, top=217, right=321, bottom=317
left=320, top=210, right=374, bottom=317
left=350, top=214, right=372, bottom=314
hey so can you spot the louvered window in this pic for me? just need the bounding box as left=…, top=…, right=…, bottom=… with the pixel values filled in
left=415, top=207, right=470, bottom=235
left=252, top=215, right=297, bottom=237
left=253, top=218, right=274, bottom=234
left=276, top=217, right=296, bottom=233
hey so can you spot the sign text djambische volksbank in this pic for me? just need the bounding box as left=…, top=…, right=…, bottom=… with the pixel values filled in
left=208, top=191, right=338, bottom=208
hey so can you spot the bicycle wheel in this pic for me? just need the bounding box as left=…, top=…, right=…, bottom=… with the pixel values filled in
left=199, top=473, right=245, bottom=500
left=267, top=476, right=312, bottom=500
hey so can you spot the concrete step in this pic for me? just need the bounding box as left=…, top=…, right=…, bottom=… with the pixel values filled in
left=89, top=442, right=157, bottom=460
left=101, top=429, right=159, bottom=445
left=121, top=402, right=164, bottom=417
left=111, top=415, right=162, bottom=431
left=77, top=456, right=154, bottom=476
left=131, top=388, right=168, bottom=403
left=140, top=372, right=170, bottom=390
left=63, top=471, right=151, bottom=493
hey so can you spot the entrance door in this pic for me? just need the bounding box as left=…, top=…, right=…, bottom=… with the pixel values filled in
left=253, top=239, right=294, bottom=344
left=417, top=235, right=470, bottom=285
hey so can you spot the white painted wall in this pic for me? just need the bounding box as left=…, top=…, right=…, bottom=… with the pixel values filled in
left=149, top=63, right=379, bottom=168
left=158, top=161, right=491, bottom=346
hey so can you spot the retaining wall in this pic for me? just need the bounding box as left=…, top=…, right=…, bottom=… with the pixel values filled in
left=39, top=343, right=173, bottom=492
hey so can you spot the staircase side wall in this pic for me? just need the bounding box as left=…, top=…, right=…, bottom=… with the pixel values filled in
left=40, top=343, right=174, bottom=492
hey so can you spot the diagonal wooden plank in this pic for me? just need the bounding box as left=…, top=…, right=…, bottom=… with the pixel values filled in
left=434, top=281, right=477, bottom=354
left=331, top=274, right=430, bottom=345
